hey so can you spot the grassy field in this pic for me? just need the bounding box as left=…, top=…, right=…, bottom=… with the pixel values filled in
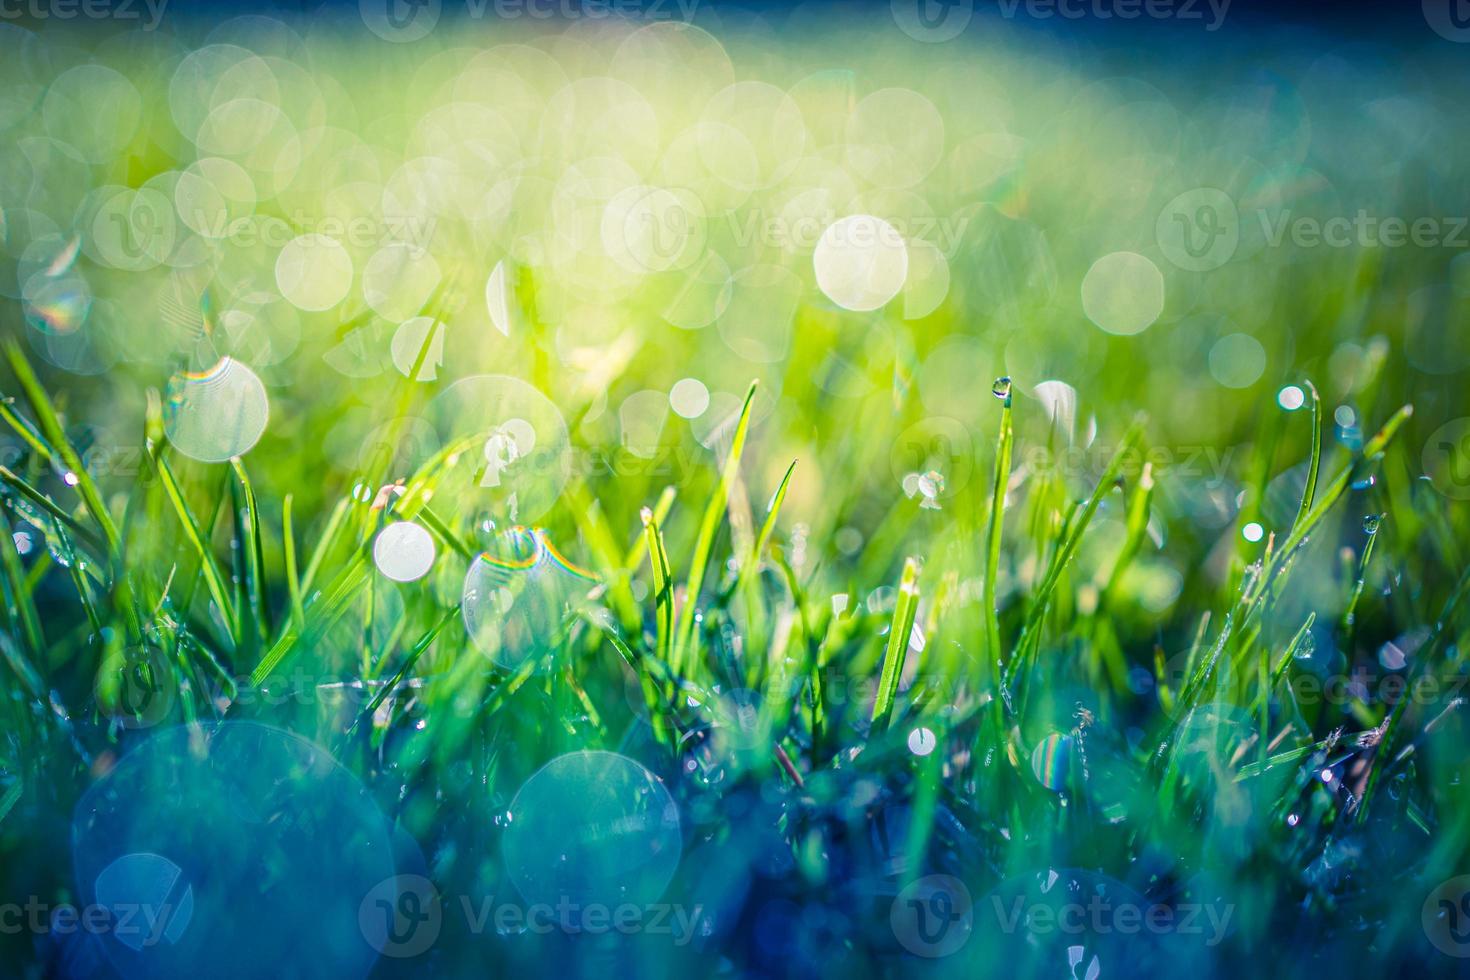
left=1, top=4, right=1469, bottom=978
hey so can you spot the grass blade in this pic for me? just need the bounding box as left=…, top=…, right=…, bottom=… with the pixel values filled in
left=872, top=556, right=920, bottom=732
left=673, top=380, right=758, bottom=670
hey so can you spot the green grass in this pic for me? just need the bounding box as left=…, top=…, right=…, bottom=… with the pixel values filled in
left=0, top=326, right=1464, bottom=977
left=1, top=13, right=1469, bottom=980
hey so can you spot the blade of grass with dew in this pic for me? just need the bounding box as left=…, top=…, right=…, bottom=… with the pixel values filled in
left=352, top=604, right=461, bottom=733
left=2, top=341, right=118, bottom=558
left=50, top=517, right=104, bottom=638
left=983, top=382, right=1013, bottom=679
left=642, top=505, right=674, bottom=671
left=1006, top=417, right=1145, bottom=689
left=625, top=485, right=676, bottom=572
left=250, top=548, right=371, bottom=686
left=1248, top=404, right=1412, bottom=614
left=0, top=504, right=44, bottom=666
left=282, top=494, right=304, bottom=633
left=1291, top=380, right=1322, bottom=534
left=230, top=458, right=269, bottom=658
left=748, top=459, right=796, bottom=580
left=154, top=455, right=239, bottom=647
left=0, top=466, right=107, bottom=557
left=1356, top=562, right=1470, bottom=821
left=673, top=380, right=758, bottom=673
left=1341, top=517, right=1381, bottom=634
left=300, top=497, right=350, bottom=599
left=871, top=556, right=920, bottom=732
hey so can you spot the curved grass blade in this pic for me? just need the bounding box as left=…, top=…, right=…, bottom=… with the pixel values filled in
left=673, top=380, right=758, bottom=670
left=872, top=556, right=920, bottom=732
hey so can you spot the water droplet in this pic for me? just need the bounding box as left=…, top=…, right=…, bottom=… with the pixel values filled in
left=1030, top=732, right=1072, bottom=792
left=907, top=727, right=936, bottom=756
left=1362, top=514, right=1382, bottom=534
left=991, top=376, right=1012, bottom=400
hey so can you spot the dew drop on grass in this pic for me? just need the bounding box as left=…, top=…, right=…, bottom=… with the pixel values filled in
left=1362, top=514, right=1382, bottom=534
left=907, top=727, right=936, bottom=756
left=991, top=375, right=1012, bottom=399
